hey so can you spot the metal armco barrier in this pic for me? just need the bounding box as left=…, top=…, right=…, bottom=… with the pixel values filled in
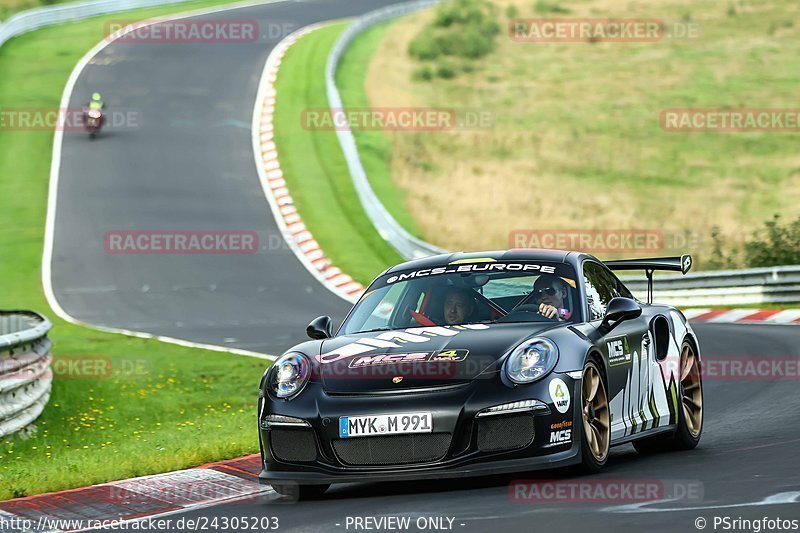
left=622, top=265, right=800, bottom=307
left=0, top=311, right=53, bottom=438
left=326, top=0, right=446, bottom=260
left=0, top=0, right=200, bottom=48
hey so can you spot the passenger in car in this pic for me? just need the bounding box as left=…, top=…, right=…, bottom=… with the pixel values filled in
left=532, top=275, right=571, bottom=321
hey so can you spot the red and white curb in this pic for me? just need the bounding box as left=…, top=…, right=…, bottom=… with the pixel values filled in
left=0, top=455, right=269, bottom=532
left=251, top=23, right=365, bottom=305
left=684, top=308, right=800, bottom=324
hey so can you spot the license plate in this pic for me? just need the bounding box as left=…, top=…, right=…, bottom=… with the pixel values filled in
left=339, top=412, right=432, bottom=438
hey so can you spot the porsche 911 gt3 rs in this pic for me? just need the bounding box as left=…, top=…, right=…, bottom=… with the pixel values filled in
left=257, top=249, right=703, bottom=498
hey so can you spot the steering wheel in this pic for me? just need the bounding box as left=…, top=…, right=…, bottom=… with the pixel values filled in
left=498, top=304, right=559, bottom=323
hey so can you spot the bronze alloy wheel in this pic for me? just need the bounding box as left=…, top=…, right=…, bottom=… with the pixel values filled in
left=680, top=342, right=703, bottom=438
left=582, top=362, right=610, bottom=462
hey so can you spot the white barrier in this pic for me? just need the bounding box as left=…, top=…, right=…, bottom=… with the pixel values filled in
left=326, top=0, right=446, bottom=260
left=0, top=0, right=202, bottom=48
left=0, top=311, right=53, bottom=437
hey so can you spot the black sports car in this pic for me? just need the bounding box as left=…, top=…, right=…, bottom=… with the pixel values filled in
left=258, top=249, right=703, bottom=498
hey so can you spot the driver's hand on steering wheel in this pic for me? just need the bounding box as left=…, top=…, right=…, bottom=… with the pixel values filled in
left=538, top=303, right=559, bottom=320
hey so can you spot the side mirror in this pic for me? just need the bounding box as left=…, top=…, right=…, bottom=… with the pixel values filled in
left=307, top=315, right=333, bottom=340
left=601, top=297, right=642, bottom=331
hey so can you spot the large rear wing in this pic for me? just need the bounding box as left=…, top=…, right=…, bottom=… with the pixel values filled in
left=603, top=255, right=692, bottom=303
left=604, top=255, right=692, bottom=274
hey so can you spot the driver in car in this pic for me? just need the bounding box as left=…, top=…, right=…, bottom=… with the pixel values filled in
left=443, top=287, right=476, bottom=325
left=532, top=275, right=571, bottom=321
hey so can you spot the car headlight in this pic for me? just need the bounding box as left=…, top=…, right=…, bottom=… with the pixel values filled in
left=269, top=352, right=310, bottom=399
left=504, top=338, right=558, bottom=384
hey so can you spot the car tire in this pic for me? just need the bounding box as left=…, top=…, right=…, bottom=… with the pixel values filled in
left=633, top=340, right=703, bottom=454
left=579, top=359, right=610, bottom=473
left=270, top=483, right=330, bottom=500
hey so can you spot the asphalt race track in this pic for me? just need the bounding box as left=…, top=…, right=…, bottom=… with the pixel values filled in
left=49, top=0, right=800, bottom=531
left=130, top=323, right=800, bottom=533
left=50, top=0, right=404, bottom=355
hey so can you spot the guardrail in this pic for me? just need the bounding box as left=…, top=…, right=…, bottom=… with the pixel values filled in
left=326, top=0, right=446, bottom=261
left=621, top=265, right=800, bottom=307
left=0, top=311, right=53, bottom=438
left=0, top=0, right=199, bottom=48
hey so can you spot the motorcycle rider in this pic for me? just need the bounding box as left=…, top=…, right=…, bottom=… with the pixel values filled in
left=83, top=92, right=106, bottom=136
left=87, top=92, right=105, bottom=111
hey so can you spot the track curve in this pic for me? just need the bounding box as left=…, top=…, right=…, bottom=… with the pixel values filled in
left=48, top=0, right=401, bottom=355
left=151, top=323, right=800, bottom=532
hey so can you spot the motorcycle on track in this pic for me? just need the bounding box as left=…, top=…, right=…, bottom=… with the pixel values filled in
left=84, top=92, right=105, bottom=139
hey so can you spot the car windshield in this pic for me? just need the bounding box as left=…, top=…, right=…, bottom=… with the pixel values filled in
left=340, top=261, right=581, bottom=335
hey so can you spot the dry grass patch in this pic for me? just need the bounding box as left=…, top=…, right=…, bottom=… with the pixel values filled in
left=364, top=0, right=800, bottom=267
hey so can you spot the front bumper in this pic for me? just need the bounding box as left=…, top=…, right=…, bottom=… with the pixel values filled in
left=258, top=448, right=580, bottom=485
left=258, top=373, right=582, bottom=486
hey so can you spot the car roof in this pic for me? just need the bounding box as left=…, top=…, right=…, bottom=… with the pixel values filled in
left=382, top=249, right=593, bottom=275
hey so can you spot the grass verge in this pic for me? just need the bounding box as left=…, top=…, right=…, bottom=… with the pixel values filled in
left=0, top=0, right=272, bottom=500
left=334, top=21, right=423, bottom=241
left=272, top=22, right=403, bottom=285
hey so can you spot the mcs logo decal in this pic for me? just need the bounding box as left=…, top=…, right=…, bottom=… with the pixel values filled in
left=607, top=336, right=632, bottom=366
left=550, top=429, right=572, bottom=444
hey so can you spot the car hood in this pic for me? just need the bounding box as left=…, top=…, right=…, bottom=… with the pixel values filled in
left=315, top=322, right=558, bottom=393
